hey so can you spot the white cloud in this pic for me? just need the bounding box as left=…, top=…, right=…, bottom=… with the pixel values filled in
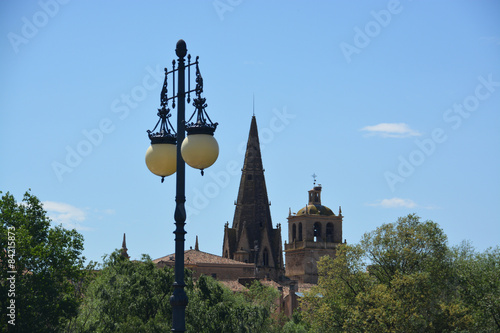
left=93, top=208, right=115, bottom=220
left=360, top=123, right=421, bottom=138
left=369, top=198, right=417, bottom=208
left=43, top=201, right=90, bottom=231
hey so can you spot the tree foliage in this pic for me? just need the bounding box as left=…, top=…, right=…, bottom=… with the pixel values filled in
left=0, top=190, right=91, bottom=332
left=69, top=252, right=175, bottom=332
left=187, top=277, right=278, bottom=332
left=300, top=214, right=499, bottom=333
left=452, top=242, right=500, bottom=331
left=71, top=251, right=280, bottom=333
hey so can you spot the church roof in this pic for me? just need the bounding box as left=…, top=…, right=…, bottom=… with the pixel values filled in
left=296, top=204, right=334, bottom=216
left=153, top=249, right=253, bottom=266
left=219, top=280, right=249, bottom=292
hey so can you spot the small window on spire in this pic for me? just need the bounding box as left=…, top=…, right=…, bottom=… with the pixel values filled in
left=263, top=248, right=269, bottom=266
left=247, top=174, right=253, bottom=180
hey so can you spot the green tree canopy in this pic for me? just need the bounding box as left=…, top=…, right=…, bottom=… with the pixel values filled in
left=72, top=251, right=280, bottom=333
left=452, top=242, right=500, bottom=331
left=187, top=277, right=279, bottom=332
left=70, top=252, right=175, bottom=332
left=300, top=214, right=486, bottom=332
left=0, top=190, right=90, bottom=332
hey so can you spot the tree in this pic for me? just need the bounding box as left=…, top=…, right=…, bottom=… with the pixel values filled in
left=300, top=244, right=373, bottom=332
left=280, top=311, right=309, bottom=333
left=187, top=277, right=277, bottom=333
left=361, top=213, right=450, bottom=285
left=72, top=252, right=280, bottom=333
left=0, top=190, right=90, bottom=332
left=452, top=242, right=500, bottom=331
left=301, top=214, right=474, bottom=332
left=70, top=251, right=175, bottom=332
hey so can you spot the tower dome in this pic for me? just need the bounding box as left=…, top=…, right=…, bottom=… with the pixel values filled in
left=296, top=185, right=335, bottom=216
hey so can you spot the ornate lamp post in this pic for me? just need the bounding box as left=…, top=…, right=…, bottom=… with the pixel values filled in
left=145, top=39, right=218, bottom=332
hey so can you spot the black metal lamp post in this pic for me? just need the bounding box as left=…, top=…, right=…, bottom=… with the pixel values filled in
left=145, top=39, right=218, bottom=332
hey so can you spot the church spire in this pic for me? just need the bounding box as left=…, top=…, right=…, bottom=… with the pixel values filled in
left=222, top=115, right=284, bottom=280
left=195, top=235, right=199, bottom=251
left=241, top=116, right=265, bottom=172
left=232, top=116, right=272, bottom=234
left=121, top=233, right=130, bottom=259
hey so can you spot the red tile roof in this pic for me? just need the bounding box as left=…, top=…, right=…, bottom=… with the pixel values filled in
left=219, top=280, right=249, bottom=292
left=153, top=249, right=254, bottom=266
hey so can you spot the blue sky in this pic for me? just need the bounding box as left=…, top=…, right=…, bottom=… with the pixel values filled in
left=1, top=0, right=499, bottom=264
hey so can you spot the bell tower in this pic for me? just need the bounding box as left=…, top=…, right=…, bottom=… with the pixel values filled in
left=284, top=184, right=343, bottom=283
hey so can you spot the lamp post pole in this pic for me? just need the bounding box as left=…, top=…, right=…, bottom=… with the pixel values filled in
left=145, top=39, right=219, bottom=332
left=171, top=40, right=188, bottom=333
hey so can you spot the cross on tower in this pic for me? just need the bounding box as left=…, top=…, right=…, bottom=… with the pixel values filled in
left=312, top=173, right=317, bottom=186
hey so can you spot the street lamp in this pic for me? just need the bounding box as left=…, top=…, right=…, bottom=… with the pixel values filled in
left=145, top=39, right=218, bottom=332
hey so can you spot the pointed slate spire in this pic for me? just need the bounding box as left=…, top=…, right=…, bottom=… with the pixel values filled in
left=222, top=115, right=284, bottom=280
left=232, top=116, right=273, bottom=239
left=121, top=233, right=130, bottom=259
left=241, top=116, right=264, bottom=172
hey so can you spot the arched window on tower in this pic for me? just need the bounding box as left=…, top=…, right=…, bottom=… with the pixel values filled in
left=298, top=223, right=303, bottom=241
left=314, top=222, right=322, bottom=242
left=263, top=248, right=269, bottom=266
left=326, top=223, right=334, bottom=242
left=292, top=224, right=297, bottom=242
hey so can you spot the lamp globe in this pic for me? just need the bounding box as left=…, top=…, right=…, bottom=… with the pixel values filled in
left=181, top=132, right=218, bottom=171
left=145, top=140, right=177, bottom=177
